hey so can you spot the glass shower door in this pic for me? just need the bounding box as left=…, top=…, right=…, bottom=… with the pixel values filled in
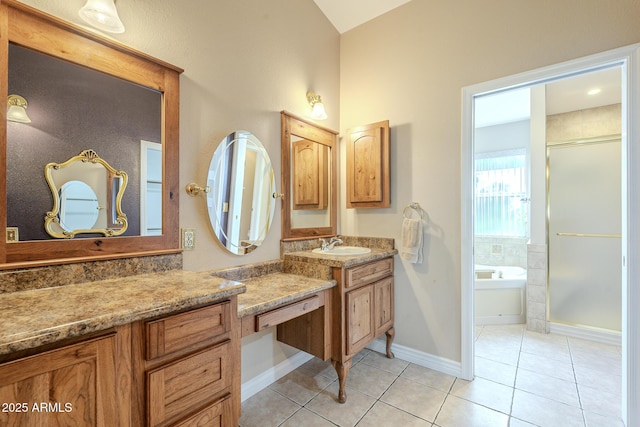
left=548, top=138, right=621, bottom=331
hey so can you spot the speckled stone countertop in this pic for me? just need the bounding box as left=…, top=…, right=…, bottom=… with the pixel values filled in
left=0, top=270, right=245, bottom=356
left=237, top=273, right=336, bottom=317
left=283, top=248, right=398, bottom=269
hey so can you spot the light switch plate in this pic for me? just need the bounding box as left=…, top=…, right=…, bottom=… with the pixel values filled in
left=182, top=228, right=195, bottom=250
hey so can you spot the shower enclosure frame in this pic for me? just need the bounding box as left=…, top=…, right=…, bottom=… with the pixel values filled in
left=461, top=43, right=640, bottom=426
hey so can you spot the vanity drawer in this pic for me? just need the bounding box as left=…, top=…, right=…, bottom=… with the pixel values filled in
left=345, top=258, right=393, bottom=289
left=173, top=394, right=232, bottom=427
left=146, top=302, right=230, bottom=360
left=147, top=341, right=231, bottom=427
left=255, top=295, right=321, bottom=332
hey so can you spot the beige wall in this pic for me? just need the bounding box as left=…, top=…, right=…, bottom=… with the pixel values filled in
left=339, top=1, right=640, bottom=361
left=16, top=0, right=640, bottom=384
left=17, top=0, right=340, bottom=382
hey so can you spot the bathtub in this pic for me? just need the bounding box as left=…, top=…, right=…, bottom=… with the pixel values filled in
left=475, top=265, right=527, bottom=325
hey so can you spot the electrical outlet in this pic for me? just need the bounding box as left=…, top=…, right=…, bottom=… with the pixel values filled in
left=6, top=227, right=19, bottom=242
left=182, top=228, right=196, bottom=250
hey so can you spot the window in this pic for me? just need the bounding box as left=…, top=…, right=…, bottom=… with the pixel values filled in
left=475, top=149, right=529, bottom=237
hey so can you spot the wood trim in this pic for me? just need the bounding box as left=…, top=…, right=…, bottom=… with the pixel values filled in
left=1, top=1, right=183, bottom=267
left=281, top=111, right=338, bottom=240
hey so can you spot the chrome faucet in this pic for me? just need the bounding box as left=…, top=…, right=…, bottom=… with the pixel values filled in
left=319, top=236, right=343, bottom=251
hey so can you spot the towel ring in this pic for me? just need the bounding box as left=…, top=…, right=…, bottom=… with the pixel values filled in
left=403, top=202, right=423, bottom=219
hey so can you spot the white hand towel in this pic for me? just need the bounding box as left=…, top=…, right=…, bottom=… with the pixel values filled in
left=400, top=217, right=423, bottom=264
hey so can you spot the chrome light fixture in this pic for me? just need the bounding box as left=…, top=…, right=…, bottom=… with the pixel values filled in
left=307, top=91, right=328, bottom=120
left=79, top=0, right=125, bottom=34
left=7, top=95, right=32, bottom=123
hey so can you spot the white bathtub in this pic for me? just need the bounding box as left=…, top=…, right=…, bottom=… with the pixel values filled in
left=475, top=265, right=527, bottom=325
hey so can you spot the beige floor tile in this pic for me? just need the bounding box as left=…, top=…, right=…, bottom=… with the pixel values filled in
left=582, top=410, right=625, bottom=427
left=280, top=408, right=336, bottom=427
left=511, top=389, right=585, bottom=427
left=344, top=361, right=398, bottom=399
left=300, top=357, right=339, bottom=381
left=380, top=377, right=447, bottom=422
left=450, top=377, right=513, bottom=414
left=517, top=350, right=575, bottom=382
left=475, top=341, right=520, bottom=366
left=356, top=401, right=431, bottom=426
left=434, top=395, right=509, bottom=427
left=360, top=349, right=409, bottom=375
left=269, top=369, right=335, bottom=405
left=239, top=388, right=301, bottom=427
left=521, top=331, right=572, bottom=363
left=515, top=368, right=580, bottom=407
left=508, top=418, right=538, bottom=427
left=400, top=363, right=456, bottom=393
left=475, top=356, right=517, bottom=386
left=568, top=337, right=621, bottom=360
left=574, top=365, right=621, bottom=395
left=579, top=383, right=622, bottom=419
left=306, top=381, right=376, bottom=427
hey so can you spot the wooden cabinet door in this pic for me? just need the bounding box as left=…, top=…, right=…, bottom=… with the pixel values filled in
left=0, top=335, right=118, bottom=427
left=345, top=285, right=375, bottom=355
left=374, top=277, right=394, bottom=336
left=346, top=120, right=390, bottom=208
left=292, top=139, right=327, bottom=210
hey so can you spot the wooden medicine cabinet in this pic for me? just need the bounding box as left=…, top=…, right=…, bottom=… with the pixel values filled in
left=345, top=120, right=390, bottom=208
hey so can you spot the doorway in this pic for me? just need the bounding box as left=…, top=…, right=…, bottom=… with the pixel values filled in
left=461, top=44, right=640, bottom=426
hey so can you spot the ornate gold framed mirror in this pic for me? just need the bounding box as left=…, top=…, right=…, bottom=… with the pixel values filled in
left=281, top=111, right=337, bottom=239
left=0, top=1, right=183, bottom=267
left=44, top=149, right=128, bottom=238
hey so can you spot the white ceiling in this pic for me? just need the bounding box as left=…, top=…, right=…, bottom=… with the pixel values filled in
left=475, top=67, right=622, bottom=128
left=313, top=0, right=412, bottom=33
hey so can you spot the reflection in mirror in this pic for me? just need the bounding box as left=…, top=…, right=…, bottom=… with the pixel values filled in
left=206, top=131, right=276, bottom=255
left=7, top=42, right=161, bottom=241
left=290, top=136, right=330, bottom=229
left=281, top=111, right=337, bottom=239
left=58, top=180, right=100, bottom=231
left=44, top=149, right=128, bottom=238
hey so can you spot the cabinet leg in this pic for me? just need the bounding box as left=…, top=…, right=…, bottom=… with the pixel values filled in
left=331, top=359, right=352, bottom=404
left=385, top=327, right=395, bottom=359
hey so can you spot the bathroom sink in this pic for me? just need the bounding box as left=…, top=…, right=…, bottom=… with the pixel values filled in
left=312, top=246, right=372, bottom=256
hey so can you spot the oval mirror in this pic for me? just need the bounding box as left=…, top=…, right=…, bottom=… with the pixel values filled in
left=58, top=180, right=100, bottom=231
left=206, top=131, right=276, bottom=255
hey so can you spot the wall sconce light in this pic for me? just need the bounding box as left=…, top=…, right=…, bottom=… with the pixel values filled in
left=7, top=95, right=32, bottom=123
left=307, top=91, right=328, bottom=120
left=79, top=0, right=125, bottom=34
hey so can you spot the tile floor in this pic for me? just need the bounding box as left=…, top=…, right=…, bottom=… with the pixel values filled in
left=239, top=324, right=624, bottom=427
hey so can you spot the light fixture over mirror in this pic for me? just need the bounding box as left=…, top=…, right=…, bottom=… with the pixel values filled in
left=79, top=0, right=125, bottom=34
left=6, top=94, right=31, bottom=123
left=307, top=91, right=328, bottom=120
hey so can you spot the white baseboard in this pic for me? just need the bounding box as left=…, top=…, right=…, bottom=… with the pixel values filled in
left=367, top=339, right=462, bottom=378
left=241, top=351, right=314, bottom=402
left=549, top=322, right=622, bottom=346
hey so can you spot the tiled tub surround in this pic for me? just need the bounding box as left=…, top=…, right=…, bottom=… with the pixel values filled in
left=0, top=269, right=245, bottom=356
left=527, top=243, right=548, bottom=333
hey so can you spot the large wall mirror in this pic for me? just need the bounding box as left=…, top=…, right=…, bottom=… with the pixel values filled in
left=0, top=1, right=183, bottom=266
left=206, top=131, right=276, bottom=255
left=281, top=111, right=337, bottom=239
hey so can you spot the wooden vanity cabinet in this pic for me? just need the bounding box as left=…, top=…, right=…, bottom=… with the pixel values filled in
left=0, top=328, right=131, bottom=427
left=332, top=257, right=395, bottom=403
left=131, top=299, right=240, bottom=427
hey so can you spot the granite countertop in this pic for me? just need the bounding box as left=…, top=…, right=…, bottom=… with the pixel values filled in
left=237, top=273, right=336, bottom=317
left=283, top=247, right=398, bottom=268
left=0, top=270, right=245, bottom=356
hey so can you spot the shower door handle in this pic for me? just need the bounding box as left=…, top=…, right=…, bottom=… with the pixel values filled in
left=556, top=232, right=621, bottom=238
